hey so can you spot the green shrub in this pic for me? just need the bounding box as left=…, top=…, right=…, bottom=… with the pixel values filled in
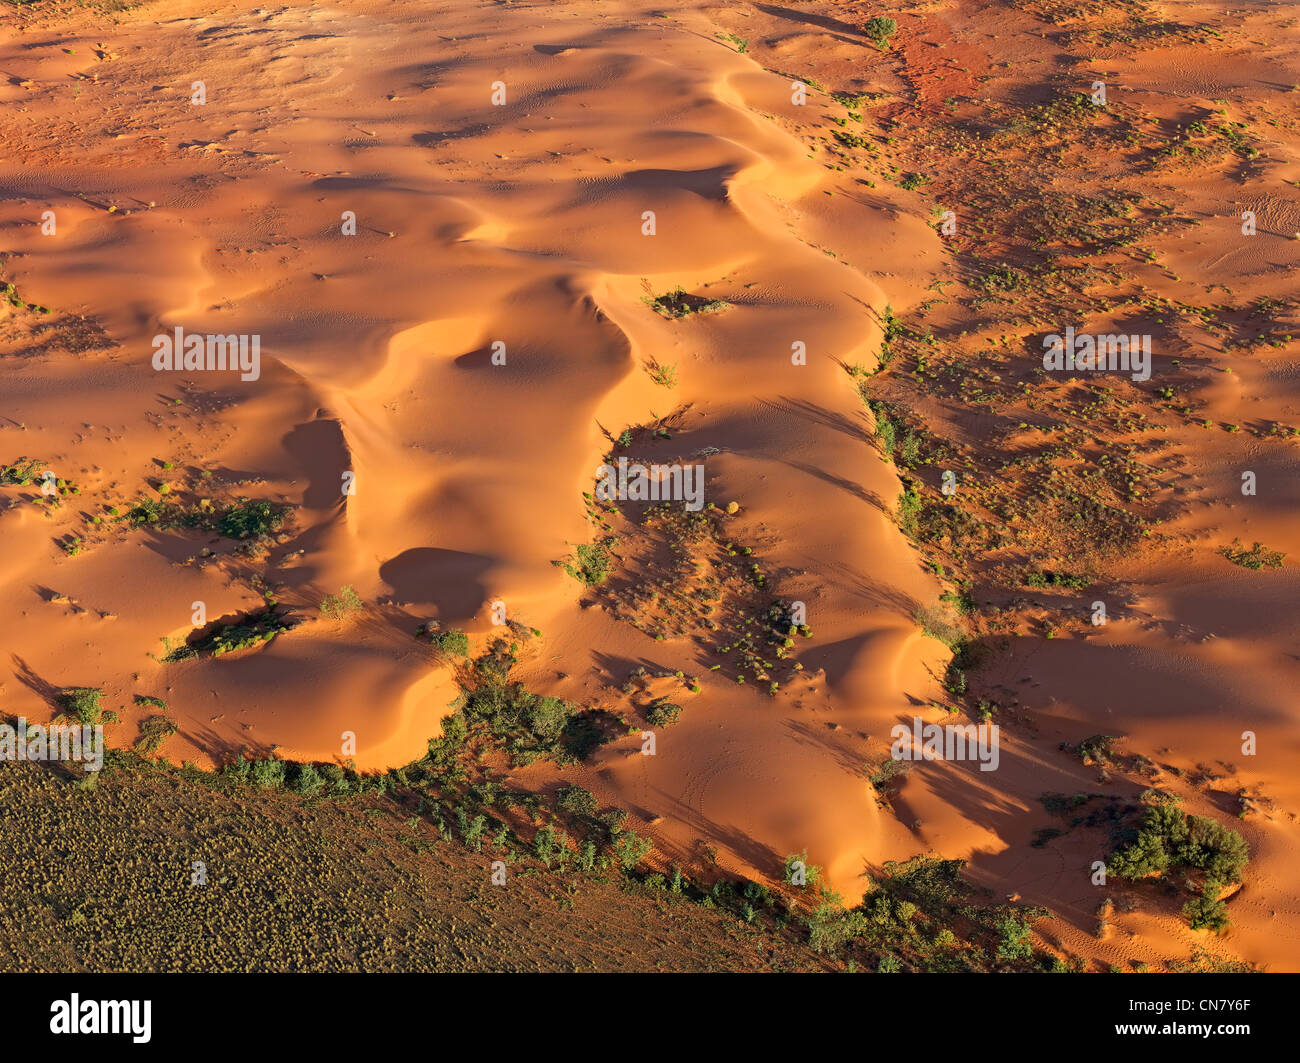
left=783, top=849, right=822, bottom=888
left=1108, top=793, right=1249, bottom=929
left=219, top=499, right=286, bottom=540
left=561, top=541, right=614, bottom=586
left=557, top=785, right=598, bottom=817
left=1218, top=538, right=1284, bottom=569
left=645, top=698, right=682, bottom=727
left=1024, top=569, right=1092, bottom=590
left=291, top=763, right=323, bottom=796
left=251, top=757, right=286, bottom=789
left=614, top=830, right=652, bottom=870
left=1183, top=891, right=1230, bottom=932
left=862, top=16, right=898, bottom=48
left=418, top=624, right=469, bottom=656
left=0, top=457, right=43, bottom=486
left=994, top=913, right=1034, bottom=961
left=59, top=687, right=105, bottom=726
left=320, top=585, right=363, bottom=619
left=133, top=715, right=178, bottom=755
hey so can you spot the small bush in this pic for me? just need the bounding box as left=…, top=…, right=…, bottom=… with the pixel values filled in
left=59, top=687, right=105, bottom=726
left=1219, top=538, right=1284, bottom=570
left=557, top=785, right=598, bottom=817
left=561, top=541, right=614, bottom=586
left=862, top=16, right=898, bottom=48
left=250, top=757, right=287, bottom=789
left=418, top=623, right=469, bottom=657
left=645, top=698, right=682, bottom=727
left=1184, top=891, right=1230, bottom=932
left=291, top=763, right=324, bottom=796
left=320, top=585, right=363, bottom=619
left=134, top=715, right=178, bottom=755
left=219, top=499, right=286, bottom=540
left=614, top=830, right=652, bottom=870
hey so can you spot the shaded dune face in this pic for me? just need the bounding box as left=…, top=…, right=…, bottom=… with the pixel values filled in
left=0, top=3, right=944, bottom=903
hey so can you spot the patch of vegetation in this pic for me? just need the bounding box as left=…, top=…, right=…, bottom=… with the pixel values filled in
left=161, top=609, right=296, bottom=662
left=644, top=697, right=683, bottom=727
left=133, top=715, right=178, bottom=756
left=120, top=493, right=290, bottom=543
left=913, top=604, right=964, bottom=649
left=319, top=585, right=363, bottom=619
left=455, top=639, right=620, bottom=766
left=57, top=687, right=109, bottom=726
left=416, top=622, right=470, bottom=657
left=1069, top=734, right=1118, bottom=767
left=1107, top=790, right=1250, bottom=930
left=1024, top=569, right=1092, bottom=590
left=0, top=457, right=44, bottom=486
left=804, top=856, right=1049, bottom=971
left=642, top=285, right=729, bottom=320
left=218, top=499, right=287, bottom=540
left=558, top=539, right=616, bottom=586
left=833, top=130, right=872, bottom=150
left=556, top=785, right=599, bottom=817
left=646, top=359, right=678, bottom=388
left=895, top=479, right=987, bottom=555
left=862, top=16, right=898, bottom=49
left=1218, top=538, right=1284, bottom=570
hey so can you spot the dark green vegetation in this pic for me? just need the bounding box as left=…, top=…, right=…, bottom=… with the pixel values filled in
left=124, top=494, right=290, bottom=542
left=453, top=638, right=622, bottom=765
left=416, top=621, right=470, bottom=657
left=804, top=857, right=1051, bottom=971
left=56, top=687, right=113, bottom=727
left=133, top=714, right=178, bottom=755
left=861, top=16, right=898, bottom=49
left=319, top=585, right=363, bottom=619
left=644, top=697, right=683, bottom=727
left=0, top=457, right=44, bottom=486
left=157, top=609, right=296, bottom=662
left=641, top=285, right=729, bottom=319
left=558, top=540, right=616, bottom=586
left=1024, top=569, right=1092, bottom=590
left=1107, top=791, right=1249, bottom=932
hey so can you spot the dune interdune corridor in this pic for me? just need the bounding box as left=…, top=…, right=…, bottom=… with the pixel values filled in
left=1, top=0, right=1298, bottom=986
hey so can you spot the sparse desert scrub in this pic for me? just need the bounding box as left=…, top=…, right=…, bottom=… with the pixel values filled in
left=640, top=283, right=729, bottom=320
left=1219, top=538, right=1285, bottom=569
left=1107, top=790, right=1250, bottom=930
left=158, top=608, right=296, bottom=662
left=319, top=585, right=363, bottom=619
left=133, top=714, right=178, bottom=755
left=557, top=539, right=616, bottom=586
left=57, top=687, right=112, bottom=726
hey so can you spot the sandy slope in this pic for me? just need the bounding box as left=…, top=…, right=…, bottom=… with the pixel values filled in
left=2, top=0, right=1298, bottom=970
